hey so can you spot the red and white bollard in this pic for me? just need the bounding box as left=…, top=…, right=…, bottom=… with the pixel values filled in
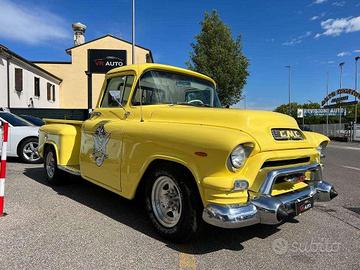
left=0, top=121, right=9, bottom=216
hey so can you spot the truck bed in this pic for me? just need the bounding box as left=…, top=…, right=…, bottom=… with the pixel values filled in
left=44, top=119, right=84, bottom=126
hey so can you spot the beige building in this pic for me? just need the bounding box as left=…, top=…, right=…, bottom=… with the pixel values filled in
left=35, top=24, right=153, bottom=109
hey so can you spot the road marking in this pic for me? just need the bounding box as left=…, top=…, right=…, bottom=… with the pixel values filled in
left=342, top=165, right=360, bottom=171
left=179, top=252, right=196, bottom=270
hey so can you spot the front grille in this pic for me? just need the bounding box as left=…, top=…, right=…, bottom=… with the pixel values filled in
left=261, top=157, right=310, bottom=169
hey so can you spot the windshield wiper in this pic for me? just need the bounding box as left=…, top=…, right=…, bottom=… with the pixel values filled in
left=174, top=102, right=211, bottom=107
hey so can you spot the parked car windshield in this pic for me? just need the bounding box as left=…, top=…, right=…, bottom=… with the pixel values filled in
left=0, top=112, right=34, bottom=127
left=20, top=115, right=44, bottom=126
left=132, top=70, right=222, bottom=107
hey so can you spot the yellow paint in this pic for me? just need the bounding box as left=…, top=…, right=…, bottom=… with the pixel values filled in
left=179, top=253, right=196, bottom=270
left=38, top=63, right=330, bottom=208
left=35, top=35, right=151, bottom=108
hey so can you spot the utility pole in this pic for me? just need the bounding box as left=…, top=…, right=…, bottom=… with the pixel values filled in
left=355, top=56, right=359, bottom=124
left=132, top=0, right=135, bottom=65
left=285, top=65, right=291, bottom=115
left=339, top=62, right=345, bottom=128
left=326, top=71, right=329, bottom=136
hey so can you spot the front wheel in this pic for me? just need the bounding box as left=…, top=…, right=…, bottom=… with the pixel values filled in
left=145, top=167, right=202, bottom=242
left=44, top=146, right=63, bottom=185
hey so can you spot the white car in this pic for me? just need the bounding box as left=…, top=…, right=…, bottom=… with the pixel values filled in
left=0, top=112, right=41, bottom=163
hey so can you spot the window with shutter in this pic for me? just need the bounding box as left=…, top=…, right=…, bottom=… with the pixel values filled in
left=47, top=83, right=51, bottom=100
left=34, top=77, right=40, bottom=97
left=52, top=85, right=55, bottom=101
left=15, top=68, right=23, bottom=92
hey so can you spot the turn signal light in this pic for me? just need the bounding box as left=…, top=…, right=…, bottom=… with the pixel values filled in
left=233, top=180, right=249, bottom=191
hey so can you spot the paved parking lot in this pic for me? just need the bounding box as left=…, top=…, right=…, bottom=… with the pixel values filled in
left=1, top=142, right=359, bottom=270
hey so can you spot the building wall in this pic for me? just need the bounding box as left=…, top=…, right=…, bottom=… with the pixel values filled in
left=0, top=54, right=60, bottom=109
left=0, top=55, right=7, bottom=108
left=37, top=36, right=151, bottom=109
left=8, top=60, right=60, bottom=108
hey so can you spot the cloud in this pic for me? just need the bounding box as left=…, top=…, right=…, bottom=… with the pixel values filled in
left=313, top=0, right=327, bottom=4
left=0, top=0, right=69, bottom=45
left=354, top=49, right=360, bottom=53
left=315, top=16, right=360, bottom=38
left=328, top=60, right=335, bottom=64
left=310, top=12, right=326, bottom=21
left=337, top=51, right=350, bottom=57
left=332, top=1, right=346, bottom=7
left=282, top=31, right=312, bottom=46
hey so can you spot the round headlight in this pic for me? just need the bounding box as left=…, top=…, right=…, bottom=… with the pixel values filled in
left=230, top=145, right=247, bottom=169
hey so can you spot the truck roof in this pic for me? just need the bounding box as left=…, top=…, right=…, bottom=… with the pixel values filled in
left=106, top=63, right=216, bottom=86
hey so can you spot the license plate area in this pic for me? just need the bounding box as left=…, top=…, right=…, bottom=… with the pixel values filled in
left=295, top=197, right=314, bottom=215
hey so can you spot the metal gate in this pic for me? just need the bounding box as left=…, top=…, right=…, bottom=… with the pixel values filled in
left=354, top=124, right=360, bottom=142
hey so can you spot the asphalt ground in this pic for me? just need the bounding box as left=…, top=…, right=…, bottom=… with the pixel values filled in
left=0, top=142, right=359, bottom=270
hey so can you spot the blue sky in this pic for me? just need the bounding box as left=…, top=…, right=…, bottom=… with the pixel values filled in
left=1, top=0, right=360, bottom=110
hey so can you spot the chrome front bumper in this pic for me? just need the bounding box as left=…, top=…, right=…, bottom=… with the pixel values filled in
left=202, top=163, right=338, bottom=229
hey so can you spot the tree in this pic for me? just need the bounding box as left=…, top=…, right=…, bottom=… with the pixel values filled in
left=187, top=10, right=249, bottom=106
left=274, top=102, right=301, bottom=119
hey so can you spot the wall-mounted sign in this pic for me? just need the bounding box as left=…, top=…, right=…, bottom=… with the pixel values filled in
left=323, top=100, right=358, bottom=108
left=331, top=95, right=348, bottom=104
left=88, top=49, right=127, bottom=74
left=321, top=88, right=360, bottom=107
left=297, top=108, right=304, bottom=118
left=297, top=108, right=347, bottom=117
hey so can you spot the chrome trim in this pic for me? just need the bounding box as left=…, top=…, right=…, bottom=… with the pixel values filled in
left=202, top=203, right=259, bottom=229
left=259, top=163, right=322, bottom=195
left=308, top=180, right=337, bottom=202
left=202, top=163, right=337, bottom=229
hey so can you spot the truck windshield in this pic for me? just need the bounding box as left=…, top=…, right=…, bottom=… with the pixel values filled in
left=132, top=70, right=222, bottom=107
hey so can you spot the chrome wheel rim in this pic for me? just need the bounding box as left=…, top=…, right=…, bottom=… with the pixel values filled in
left=46, top=151, right=55, bottom=178
left=23, top=141, right=40, bottom=162
left=151, top=176, right=182, bottom=228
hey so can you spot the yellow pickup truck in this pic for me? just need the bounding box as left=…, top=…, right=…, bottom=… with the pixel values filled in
left=38, top=63, right=337, bottom=242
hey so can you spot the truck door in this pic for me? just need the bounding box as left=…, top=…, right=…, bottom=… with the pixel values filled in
left=80, top=74, right=134, bottom=192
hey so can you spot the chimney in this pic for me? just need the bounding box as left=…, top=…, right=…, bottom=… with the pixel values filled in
left=72, top=22, right=87, bottom=46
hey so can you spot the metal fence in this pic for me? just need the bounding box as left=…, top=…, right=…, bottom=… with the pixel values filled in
left=303, top=123, right=360, bottom=142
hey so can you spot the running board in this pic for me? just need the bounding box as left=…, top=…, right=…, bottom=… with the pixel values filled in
left=58, top=165, right=81, bottom=176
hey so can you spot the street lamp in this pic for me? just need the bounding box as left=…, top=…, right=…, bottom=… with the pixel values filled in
left=132, top=0, right=136, bottom=64
left=355, top=56, right=360, bottom=124
left=339, top=62, right=345, bottom=88
left=285, top=65, right=291, bottom=115
left=339, top=62, right=345, bottom=126
left=326, top=71, right=329, bottom=136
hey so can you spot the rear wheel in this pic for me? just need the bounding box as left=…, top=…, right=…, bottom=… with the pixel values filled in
left=18, top=137, right=41, bottom=164
left=145, top=166, right=202, bottom=242
left=44, top=146, right=62, bottom=185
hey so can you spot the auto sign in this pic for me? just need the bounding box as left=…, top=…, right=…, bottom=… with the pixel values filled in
left=88, top=49, right=127, bottom=74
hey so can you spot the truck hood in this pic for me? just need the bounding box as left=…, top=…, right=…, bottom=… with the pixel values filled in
left=149, top=106, right=316, bottom=151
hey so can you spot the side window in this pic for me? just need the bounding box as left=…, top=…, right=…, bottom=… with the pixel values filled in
left=101, top=75, right=134, bottom=108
